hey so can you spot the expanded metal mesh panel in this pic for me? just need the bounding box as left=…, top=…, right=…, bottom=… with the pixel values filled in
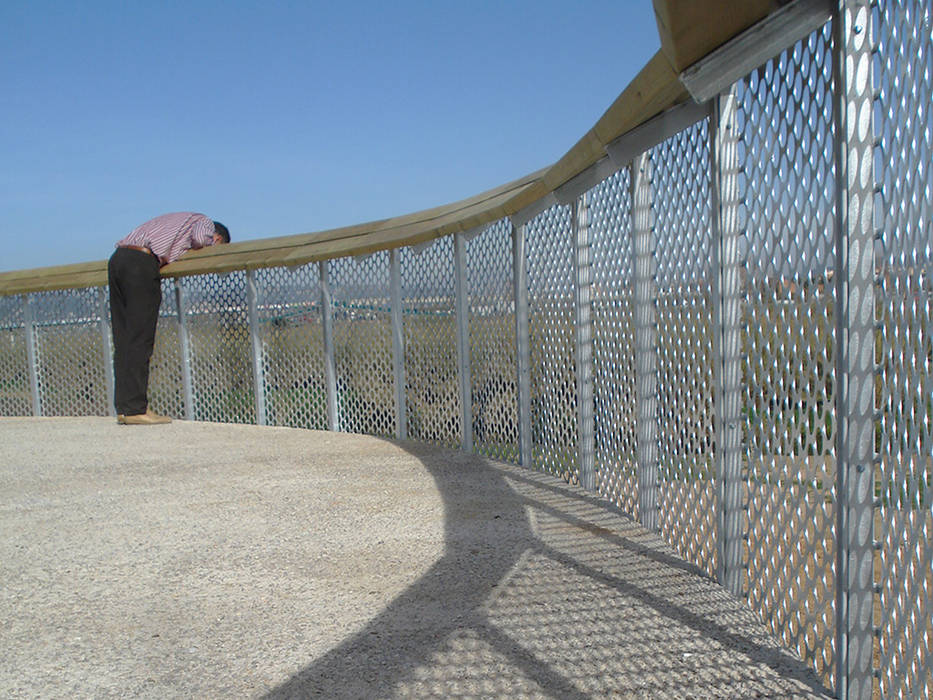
left=651, top=120, right=718, bottom=578
left=737, top=21, right=838, bottom=684
left=401, top=239, right=460, bottom=448
left=329, top=254, right=395, bottom=437
left=0, top=296, right=30, bottom=416
left=589, top=169, right=639, bottom=518
left=526, top=204, right=577, bottom=480
left=874, top=1, right=933, bottom=696
left=254, top=265, right=327, bottom=430
left=182, top=273, right=255, bottom=424
left=467, top=219, right=519, bottom=464
left=147, top=279, right=185, bottom=419
left=31, top=288, right=108, bottom=416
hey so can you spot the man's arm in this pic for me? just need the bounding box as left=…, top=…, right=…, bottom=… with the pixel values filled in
left=189, top=216, right=217, bottom=250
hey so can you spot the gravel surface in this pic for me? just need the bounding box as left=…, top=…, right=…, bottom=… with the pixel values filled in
left=0, top=417, right=832, bottom=698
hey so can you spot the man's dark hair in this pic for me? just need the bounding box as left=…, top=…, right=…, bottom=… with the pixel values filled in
left=212, top=221, right=230, bottom=243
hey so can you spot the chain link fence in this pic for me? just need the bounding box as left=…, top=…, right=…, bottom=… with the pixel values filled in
left=467, top=219, right=520, bottom=464
left=400, top=239, right=462, bottom=449
left=24, top=288, right=111, bottom=417
left=873, top=1, right=932, bottom=697
left=254, top=264, right=328, bottom=431
left=525, top=203, right=577, bottom=480
left=148, top=278, right=186, bottom=419
left=1, top=5, right=929, bottom=697
left=740, top=20, right=840, bottom=684
left=329, top=252, right=396, bottom=438
left=591, top=168, right=640, bottom=517
left=0, top=295, right=30, bottom=416
left=652, top=118, right=718, bottom=579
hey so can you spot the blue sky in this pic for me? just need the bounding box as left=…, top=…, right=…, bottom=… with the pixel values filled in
left=1, top=1, right=659, bottom=272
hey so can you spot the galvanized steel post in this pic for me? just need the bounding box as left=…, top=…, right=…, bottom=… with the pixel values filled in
left=512, top=221, right=533, bottom=467
left=245, top=269, right=267, bottom=426
left=632, top=153, right=660, bottom=532
left=173, top=279, right=194, bottom=421
left=710, top=92, right=744, bottom=597
left=97, top=287, right=115, bottom=417
left=319, top=261, right=339, bottom=432
left=832, top=1, right=876, bottom=696
left=453, top=233, right=473, bottom=452
left=573, top=194, right=596, bottom=492
left=389, top=249, right=407, bottom=440
left=23, top=294, right=42, bottom=417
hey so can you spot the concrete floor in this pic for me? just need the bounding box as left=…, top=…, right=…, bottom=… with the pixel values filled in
left=0, top=417, right=832, bottom=698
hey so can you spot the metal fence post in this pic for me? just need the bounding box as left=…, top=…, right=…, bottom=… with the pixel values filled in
left=245, top=269, right=267, bottom=426
left=711, top=91, right=744, bottom=597
left=174, top=279, right=194, bottom=421
left=632, top=153, right=660, bottom=532
left=23, top=294, right=42, bottom=417
left=832, top=1, right=876, bottom=697
left=389, top=248, right=407, bottom=440
left=319, top=261, right=339, bottom=432
left=453, top=233, right=473, bottom=452
left=573, top=194, right=596, bottom=492
left=512, top=221, right=533, bottom=467
left=97, top=287, right=115, bottom=417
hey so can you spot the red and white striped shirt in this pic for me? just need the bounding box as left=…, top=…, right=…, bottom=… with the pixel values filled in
left=117, top=212, right=215, bottom=265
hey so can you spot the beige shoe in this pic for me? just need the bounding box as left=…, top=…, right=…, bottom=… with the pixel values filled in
left=119, top=409, right=171, bottom=425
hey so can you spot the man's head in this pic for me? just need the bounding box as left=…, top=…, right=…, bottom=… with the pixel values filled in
left=212, top=221, right=230, bottom=245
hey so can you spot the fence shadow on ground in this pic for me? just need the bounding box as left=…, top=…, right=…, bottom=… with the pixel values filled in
left=265, top=442, right=832, bottom=699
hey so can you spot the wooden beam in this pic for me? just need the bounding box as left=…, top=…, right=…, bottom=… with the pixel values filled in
left=0, top=268, right=108, bottom=296
left=652, top=0, right=777, bottom=73
left=0, top=259, right=108, bottom=283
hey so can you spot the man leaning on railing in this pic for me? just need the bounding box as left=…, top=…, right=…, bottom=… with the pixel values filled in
left=108, top=212, right=230, bottom=425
